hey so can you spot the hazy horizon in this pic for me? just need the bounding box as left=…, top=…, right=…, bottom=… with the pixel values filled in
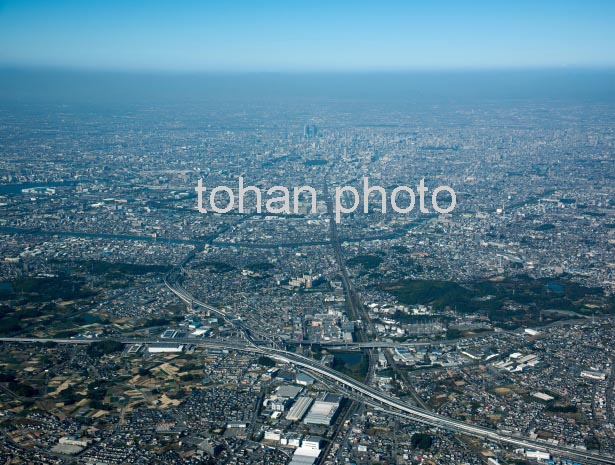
left=1, top=67, right=613, bottom=105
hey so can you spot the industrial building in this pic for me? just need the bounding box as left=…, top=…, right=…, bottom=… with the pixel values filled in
left=286, top=396, right=314, bottom=421
left=303, top=393, right=342, bottom=426
left=147, top=343, right=184, bottom=353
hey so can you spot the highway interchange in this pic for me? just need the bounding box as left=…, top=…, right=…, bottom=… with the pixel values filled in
left=2, top=192, right=612, bottom=464
left=2, top=275, right=614, bottom=464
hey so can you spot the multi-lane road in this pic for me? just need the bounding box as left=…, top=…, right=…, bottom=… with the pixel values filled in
left=1, top=332, right=613, bottom=464
left=160, top=243, right=614, bottom=465
left=2, top=227, right=611, bottom=463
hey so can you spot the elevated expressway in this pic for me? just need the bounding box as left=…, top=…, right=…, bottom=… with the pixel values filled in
left=1, top=333, right=612, bottom=464
left=5, top=268, right=604, bottom=463
left=158, top=276, right=614, bottom=465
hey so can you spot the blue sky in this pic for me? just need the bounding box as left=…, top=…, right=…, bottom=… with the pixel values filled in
left=0, top=0, right=614, bottom=71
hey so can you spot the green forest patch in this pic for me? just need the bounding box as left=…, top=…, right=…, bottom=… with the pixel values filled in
left=379, top=275, right=613, bottom=329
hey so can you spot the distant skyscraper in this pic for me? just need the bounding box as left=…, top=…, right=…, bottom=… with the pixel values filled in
left=304, top=124, right=318, bottom=140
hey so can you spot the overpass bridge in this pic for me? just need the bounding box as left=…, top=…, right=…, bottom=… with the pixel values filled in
left=2, top=334, right=613, bottom=464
